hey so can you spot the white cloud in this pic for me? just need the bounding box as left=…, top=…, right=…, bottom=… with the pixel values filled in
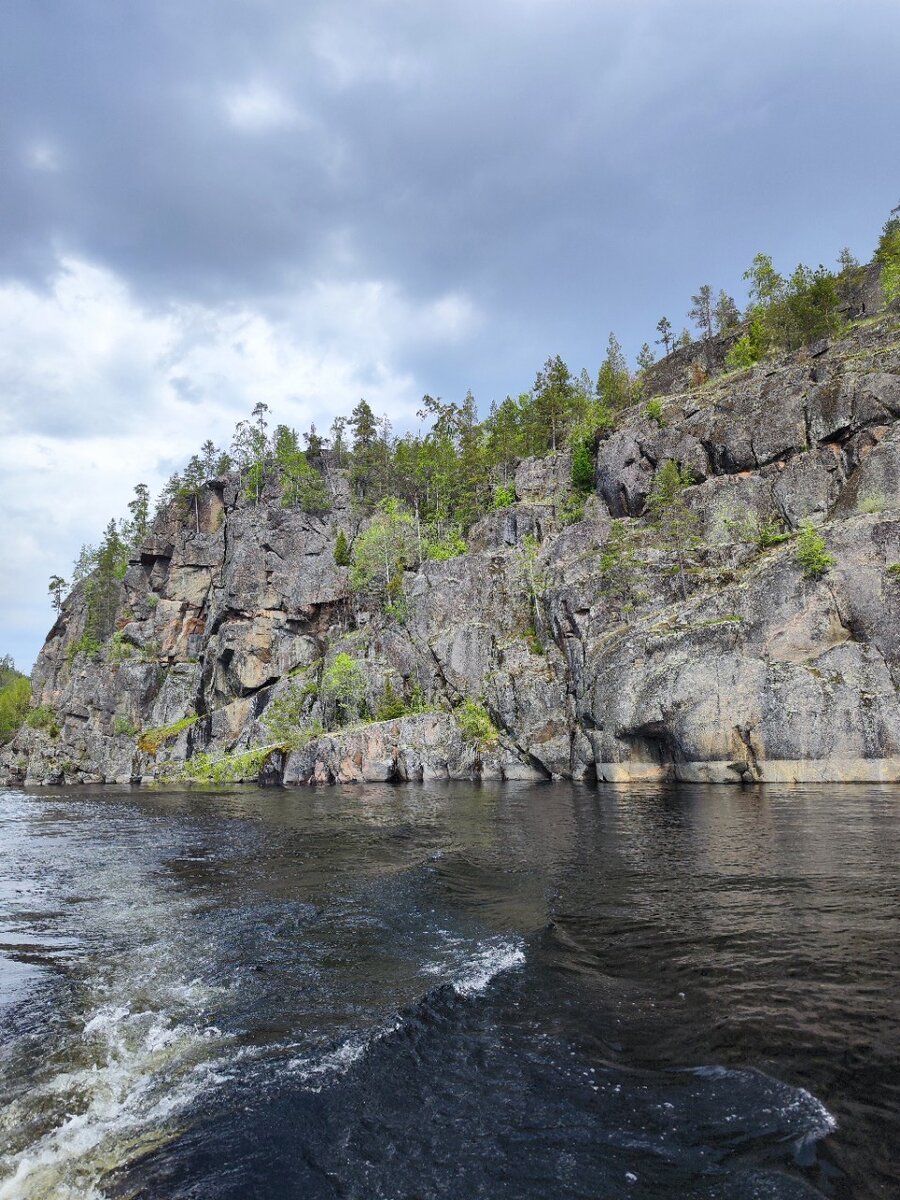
left=0, top=255, right=478, bottom=669
left=26, top=140, right=62, bottom=171
left=222, top=81, right=305, bottom=132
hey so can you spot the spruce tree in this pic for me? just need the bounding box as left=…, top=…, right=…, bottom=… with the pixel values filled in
left=334, top=529, right=351, bottom=566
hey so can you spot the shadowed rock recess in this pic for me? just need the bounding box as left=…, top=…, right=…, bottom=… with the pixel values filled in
left=6, top=308, right=900, bottom=788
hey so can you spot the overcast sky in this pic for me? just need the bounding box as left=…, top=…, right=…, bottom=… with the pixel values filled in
left=1, top=0, right=898, bottom=670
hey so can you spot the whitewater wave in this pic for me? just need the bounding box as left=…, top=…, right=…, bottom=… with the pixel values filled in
left=0, top=994, right=230, bottom=1200
left=422, top=933, right=526, bottom=997
left=283, top=935, right=525, bottom=1092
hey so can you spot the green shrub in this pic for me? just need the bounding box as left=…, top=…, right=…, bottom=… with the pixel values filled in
left=875, top=214, right=900, bottom=303
left=570, top=441, right=594, bottom=492
left=887, top=563, right=900, bottom=577
left=644, top=397, right=665, bottom=427
left=455, top=699, right=499, bottom=750
left=138, top=714, right=198, bottom=754
left=108, top=631, right=135, bottom=664
left=350, top=498, right=417, bottom=606
left=725, top=335, right=758, bottom=370
left=724, top=509, right=790, bottom=549
left=559, top=491, right=586, bottom=526
left=25, top=705, right=60, bottom=738
left=492, top=483, right=516, bottom=509
left=523, top=623, right=544, bottom=655
left=374, top=680, right=431, bottom=721
left=857, top=494, right=887, bottom=514
left=146, top=593, right=159, bottom=609
left=262, top=684, right=321, bottom=749
left=590, top=401, right=617, bottom=434
left=795, top=521, right=835, bottom=578
left=180, top=747, right=273, bottom=784
left=66, top=633, right=103, bottom=663
left=375, top=681, right=408, bottom=721
left=113, top=715, right=139, bottom=736
left=0, top=674, right=30, bottom=744
left=423, top=529, right=467, bottom=560
left=321, top=653, right=368, bottom=726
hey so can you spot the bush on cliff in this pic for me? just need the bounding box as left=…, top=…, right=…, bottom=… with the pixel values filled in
left=321, top=653, right=368, bottom=727
left=262, top=683, right=322, bottom=749
left=455, top=699, right=499, bottom=751
left=795, top=522, right=835, bottom=579
left=350, top=499, right=418, bottom=606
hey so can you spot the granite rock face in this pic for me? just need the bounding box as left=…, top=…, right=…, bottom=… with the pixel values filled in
left=5, top=311, right=900, bottom=787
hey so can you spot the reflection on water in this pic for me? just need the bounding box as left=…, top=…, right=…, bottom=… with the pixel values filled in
left=0, top=781, right=897, bottom=1199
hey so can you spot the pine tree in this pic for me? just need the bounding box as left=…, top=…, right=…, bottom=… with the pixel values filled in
left=304, top=423, right=325, bottom=463
left=689, top=284, right=714, bottom=344
left=532, top=355, right=576, bottom=451
left=596, top=333, right=633, bottom=409
left=84, top=520, right=128, bottom=645
left=274, top=425, right=330, bottom=513
left=178, top=456, right=206, bottom=532
left=571, top=441, right=594, bottom=493
left=349, top=398, right=384, bottom=504
left=636, top=342, right=655, bottom=373
left=655, top=317, right=674, bottom=357
left=714, top=291, right=740, bottom=332
left=231, top=404, right=271, bottom=504
left=127, top=483, right=151, bottom=545
left=330, top=416, right=348, bottom=466
left=48, top=575, right=67, bottom=614
left=484, top=395, right=524, bottom=478
left=646, top=460, right=700, bottom=601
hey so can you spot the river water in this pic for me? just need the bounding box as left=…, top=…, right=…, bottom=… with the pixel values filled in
left=0, top=781, right=896, bottom=1200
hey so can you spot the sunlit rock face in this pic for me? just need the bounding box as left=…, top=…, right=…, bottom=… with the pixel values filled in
left=6, top=309, right=900, bottom=787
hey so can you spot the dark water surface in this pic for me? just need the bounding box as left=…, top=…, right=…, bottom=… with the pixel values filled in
left=0, top=782, right=897, bottom=1199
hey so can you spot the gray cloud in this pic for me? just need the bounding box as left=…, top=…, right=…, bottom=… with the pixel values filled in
left=1, top=0, right=899, bottom=666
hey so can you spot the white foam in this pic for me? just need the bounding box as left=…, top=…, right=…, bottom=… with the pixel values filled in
left=443, top=936, right=526, bottom=997
left=0, top=999, right=230, bottom=1200
left=0, top=810, right=234, bottom=1200
left=286, top=1020, right=401, bottom=1091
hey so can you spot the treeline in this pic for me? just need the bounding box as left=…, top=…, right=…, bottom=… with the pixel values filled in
left=662, top=205, right=900, bottom=369
left=53, top=206, right=900, bottom=630
left=0, top=656, right=29, bottom=745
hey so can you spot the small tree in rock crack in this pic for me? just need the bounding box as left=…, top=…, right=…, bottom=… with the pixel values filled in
left=646, top=460, right=701, bottom=601
left=48, top=575, right=67, bottom=614
left=597, top=522, right=645, bottom=621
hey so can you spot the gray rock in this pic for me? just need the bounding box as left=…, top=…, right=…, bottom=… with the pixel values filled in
left=7, top=307, right=900, bottom=787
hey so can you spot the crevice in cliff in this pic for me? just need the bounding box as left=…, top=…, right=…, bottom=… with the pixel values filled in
left=735, top=725, right=761, bottom=777
left=825, top=582, right=862, bottom=643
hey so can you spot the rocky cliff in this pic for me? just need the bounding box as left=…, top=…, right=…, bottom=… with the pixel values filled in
left=6, top=305, right=900, bottom=788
